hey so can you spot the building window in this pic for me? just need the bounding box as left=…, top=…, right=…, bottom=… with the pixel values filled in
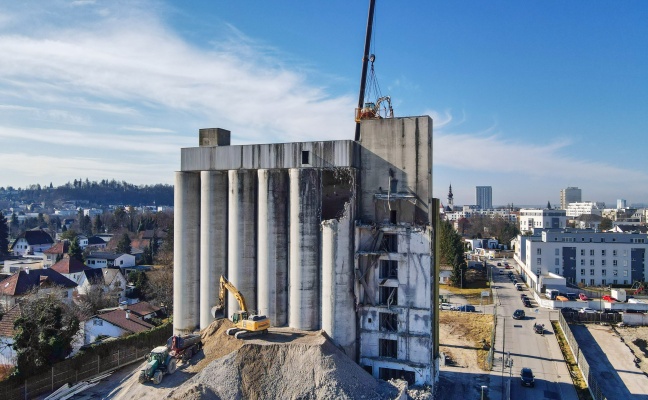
left=624, top=280, right=628, bottom=285
left=613, top=250, right=617, bottom=256
left=381, top=234, right=398, bottom=253
left=590, top=279, right=595, bottom=286
left=602, top=269, right=606, bottom=276
left=624, top=260, right=628, bottom=266
left=555, top=258, right=560, bottom=265
left=602, top=260, right=606, bottom=266
left=380, top=260, right=398, bottom=279
left=580, top=259, right=585, bottom=266
left=590, top=260, right=594, bottom=266
left=602, top=279, right=606, bottom=285
left=379, top=313, right=398, bottom=332
left=624, top=270, right=628, bottom=277
left=601, top=250, right=606, bottom=256
left=301, top=150, right=310, bottom=164
left=379, top=287, right=398, bottom=306
left=537, top=258, right=541, bottom=265
left=613, top=279, right=618, bottom=284
left=379, top=339, right=398, bottom=358
left=590, top=249, right=595, bottom=256
left=590, top=269, right=595, bottom=276
left=555, top=268, right=560, bottom=274
left=624, top=250, right=628, bottom=256
left=613, top=260, right=618, bottom=266
left=537, top=249, right=542, bottom=255
left=613, top=270, right=618, bottom=276
left=580, top=269, right=585, bottom=275
left=93, top=319, right=103, bottom=326
left=580, top=249, right=585, bottom=256
left=580, top=279, right=586, bottom=284
left=555, top=248, right=560, bottom=255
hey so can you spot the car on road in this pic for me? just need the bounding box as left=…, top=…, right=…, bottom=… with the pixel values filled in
left=520, top=293, right=528, bottom=299
left=523, top=298, right=532, bottom=307
left=513, top=309, right=525, bottom=320
left=533, top=323, right=544, bottom=334
left=497, top=262, right=502, bottom=266
left=579, top=307, right=597, bottom=314
left=505, top=265, right=512, bottom=269
left=520, top=368, right=535, bottom=387
left=513, top=279, right=518, bottom=285
left=455, top=305, right=476, bottom=312
left=579, top=293, right=589, bottom=301
left=439, top=302, right=453, bottom=310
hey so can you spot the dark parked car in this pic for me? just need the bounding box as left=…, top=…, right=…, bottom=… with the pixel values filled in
left=456, top=305, right=476, bottom=312
left=520, top=293, right=528, bottom=299
left=523, top=298, right=532, bottom=307
left=520, top=368, right=535, bottom=387
left=533, top=323, right=544, bottom=334
left=566, top=293, right=577, bottom=301
left=513, top=309, right=525, bottom=320
left=513, top=279, right=518, bottom=285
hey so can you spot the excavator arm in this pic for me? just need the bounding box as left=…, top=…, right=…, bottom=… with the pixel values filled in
left=211, top=275, right=248, bottom=319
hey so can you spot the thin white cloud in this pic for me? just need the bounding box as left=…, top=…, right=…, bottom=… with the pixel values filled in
left=123, top=126, right=175, bottom=134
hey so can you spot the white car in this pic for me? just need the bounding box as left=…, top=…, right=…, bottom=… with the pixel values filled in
left=439, top=303, right=453, bottom=310
left=579, top=307, right=596, bottom=314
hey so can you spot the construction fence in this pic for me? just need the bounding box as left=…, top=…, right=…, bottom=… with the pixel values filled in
left=0, top=322, right=172, bottom=400
left=557, top=312, right=607, bottom=400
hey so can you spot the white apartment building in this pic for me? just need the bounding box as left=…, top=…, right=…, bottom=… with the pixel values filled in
left=565, top=202, right=605, bottom=218
left=519, top=209, right=567, bottom=233
left=445, top=208, right=517, bottom=223
left=514, top=229, right=647, bottom=289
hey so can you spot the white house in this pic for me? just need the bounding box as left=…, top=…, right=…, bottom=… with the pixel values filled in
left=84, top=307, right=154, bottom=344
left=42, top=241, right=70, bottom=268
left=85, top=252, right=136, bottom=269
left=50, top=256, right=91, bottom=285
left=76, top=268, right=127, bottom=302
left=565, top=202, right=605, bottom=218
left=0, top=304, right=21, bottom=366
left=10, top=229, right=54, bottom=256
left=0, top=269, right=77, bottom=309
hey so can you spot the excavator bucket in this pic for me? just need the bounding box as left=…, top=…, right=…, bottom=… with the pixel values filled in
left=211, top=305, right=226, bottom=320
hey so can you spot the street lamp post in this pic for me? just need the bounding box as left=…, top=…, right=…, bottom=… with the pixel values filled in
left=481, top=385, right=488, bottom=400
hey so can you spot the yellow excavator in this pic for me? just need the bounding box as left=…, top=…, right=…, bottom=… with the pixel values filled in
left=211, top=275, right=271, bottom=339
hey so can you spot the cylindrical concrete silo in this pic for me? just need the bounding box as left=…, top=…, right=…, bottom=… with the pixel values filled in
left=257, top=169, right=289, bottom=326
left=321, top=201, right=357, bottom=358
left=227, top=169, right=257, bottom=319
left=289, top=168, right=321, bottom=330
left=200, top=170, right=228, bottom=329
left=173, top=171, right=201, bottom=334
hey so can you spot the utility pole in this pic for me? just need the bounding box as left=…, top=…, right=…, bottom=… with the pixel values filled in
left=354, top=0, right=376, bottom=141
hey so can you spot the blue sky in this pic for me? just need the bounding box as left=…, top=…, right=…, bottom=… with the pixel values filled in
left=1, top=1, right=647, bottom=207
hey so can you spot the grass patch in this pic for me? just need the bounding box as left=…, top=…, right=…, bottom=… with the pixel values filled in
left=440, top=311, right=494, bottom=370
left=551, top=321, right=593, bottom=400
left=441, top=283, right=493, bottom=305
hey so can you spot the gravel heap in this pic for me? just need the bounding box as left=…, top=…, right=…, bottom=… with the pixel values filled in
left=164, top=320, right=403, bottom=400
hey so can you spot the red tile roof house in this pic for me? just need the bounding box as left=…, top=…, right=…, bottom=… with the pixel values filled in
left=84, top=306, right=155, bottom=344
left=0, top=304, right=21, bottom=366
left=10, top=229, right=54, bottom=257
left=42, top=240, right=70, bottom=268
left=50, top=255, right=90, bottom=285
left=0, top=269, right=77, bottom=309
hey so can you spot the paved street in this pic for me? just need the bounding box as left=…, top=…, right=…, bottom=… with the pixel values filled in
left=486, top=259, right=579, bottom=400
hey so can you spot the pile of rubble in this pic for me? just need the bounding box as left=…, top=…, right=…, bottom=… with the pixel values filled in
left=165, top=320, right=407, bottom=399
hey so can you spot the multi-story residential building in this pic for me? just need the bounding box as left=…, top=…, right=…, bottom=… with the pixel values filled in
left=444, top=207, right=517, bottom=223
left=514, top=229, right=647, bottom=290
left=617, top=199, right=627, bottom=209
left=565, top=202, right=605, bottom=218
left=519, top=209, right=567, bottom=233
left=560, top=187, right=582, bottom=210
left=475, top=186, right=492, bottom=210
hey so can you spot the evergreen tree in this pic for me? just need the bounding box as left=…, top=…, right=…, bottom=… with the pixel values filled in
left=68, top=237, right=84, bottom=262
left=547, top=201, right=552, bottom=209
left=116, top=233, right=132, bottom=254
left=93, top=215, right=103, bottom=234
left=12, top=292, right=80, bottom=376
left=0, top=213, right=9, bottom=256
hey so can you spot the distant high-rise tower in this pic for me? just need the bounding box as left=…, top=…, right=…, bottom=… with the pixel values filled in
left=560, top=187, right=581, bottom=210
left=617, top=199, right=627, bottom=209
left=447, top=184, right=454, bottom=210
left=475, top=186, right=492, bottom=210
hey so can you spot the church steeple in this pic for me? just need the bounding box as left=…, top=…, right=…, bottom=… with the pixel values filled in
left=447, top=183, right=454, bottom=209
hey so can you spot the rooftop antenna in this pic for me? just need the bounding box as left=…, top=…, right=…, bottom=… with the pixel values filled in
left=354, top=0, right=376, bottom=141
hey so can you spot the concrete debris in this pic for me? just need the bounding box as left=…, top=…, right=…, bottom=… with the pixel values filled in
left=164, top=319, right=401, bottom=400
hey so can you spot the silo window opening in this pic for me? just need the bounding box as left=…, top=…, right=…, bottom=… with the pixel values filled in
left=378, top=339, right=398, bottom=358
left=302, top=150, right=310, bottom=165
left=390, top=210, right=397, bottom=224
left=379, top=312, right=398, bottom=332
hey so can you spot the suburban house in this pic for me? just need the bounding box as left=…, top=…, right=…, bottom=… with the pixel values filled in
left=0, top=304, right=21, bottom=366
left=439, top=265, right=453, bottom=284
left=85, top=252, right=135, bottom=269
left=84, top=306, right=155, bottom=344
left=50, top=255, right=90, bottom=284
left=124, top=301, right=161, bottom=321
left=10, top=229, right=54, bottom=256
left=42, top=241, right=70, bottom=268
left=77, top=235, right=89, bottom=249
left=0, top=269, right=77, bottom=308
left=76, top=268, right=127, bottom=302
left=86, top=236, right=107, bottom=251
